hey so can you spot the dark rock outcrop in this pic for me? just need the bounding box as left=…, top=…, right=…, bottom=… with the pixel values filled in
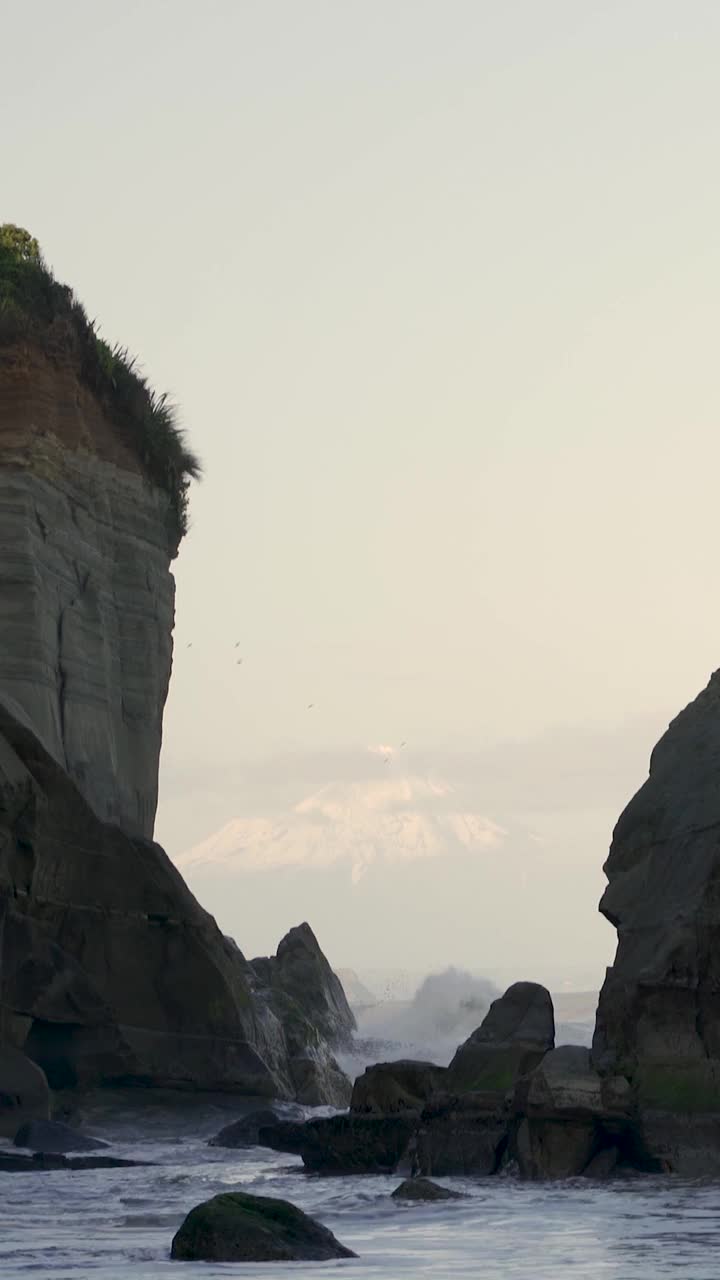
left=415, top=1091, right=510, bottom=1177
left=351, top=1060, right=446, bottom=1115
left=592, top=671, right=720, bottom=1175
left=0, top=699, right=350, bottom=1101
left=263, top=1113, right=419, bottom=1174
left=447, top=982, right=555, bottom=1096
left=251, top=923, right=355, bottom=1049
left=14, top=1118, right=108, bottom=1153
left=170, top=1191, right=356, bottom=1263
left=0, top=1045, right=49, bottom=1138
left=391, top=1177, right=464, bottom=1202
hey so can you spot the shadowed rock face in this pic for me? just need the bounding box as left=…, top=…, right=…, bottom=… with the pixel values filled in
left=0, top=1046, right=49, bottom=1138
left=0, top=701, right=350, bottom=1102
left=592, top=670, right=720, bottom=1173
left=447, top=982, right=555, bottom=1096
left=351, top=1061, right=446, bottom=1115
left=512, top=1047, right=631, bottom=1180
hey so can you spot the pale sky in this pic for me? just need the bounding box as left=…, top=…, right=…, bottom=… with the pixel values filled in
left=6, top=1, right=720, bottom=984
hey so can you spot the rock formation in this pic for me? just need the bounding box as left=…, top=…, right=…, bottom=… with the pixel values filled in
left=0, top=228, right=351, bottom=1110
left=592, top=669, right=720, bottom=1174
left=0, top=342, right=178, bottom=840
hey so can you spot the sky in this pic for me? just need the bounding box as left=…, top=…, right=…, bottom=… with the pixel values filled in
left=5, top=0, right=720, bottom=985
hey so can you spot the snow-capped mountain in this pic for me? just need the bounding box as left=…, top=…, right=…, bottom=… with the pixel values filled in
left=176, top=775, right=505, bottom=886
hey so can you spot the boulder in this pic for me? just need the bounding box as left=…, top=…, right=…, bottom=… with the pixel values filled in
left=0, top=1046, right=49, bottom=1138
left=14, top=1119, right=109, bottom=1153
left=447, top=982, right=555, bottom=1097
left=592, top=670, right=720, bottom=1174
left=351, top=1060, right=446, bottom=1115
left=209, top=1108, right=303, bottom=1149
left=170, top=1190, right=356, bottom=1262
left=391, top=1177, right=465, bottom=1202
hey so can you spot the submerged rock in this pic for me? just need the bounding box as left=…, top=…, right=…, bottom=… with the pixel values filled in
left=0, top=1046, right=49, bottom=1139
left=391, top=1177, right=465, bottom=1202
left=0, top=1152, right=149, bottom=1172
left=209, top=1107, right=304, bottom=1149
left=170, top=1190, right=356, bottom=1262
left=14, top=1118, right=109, bottom=1153
left=592, top=670, right=720, bottom=1175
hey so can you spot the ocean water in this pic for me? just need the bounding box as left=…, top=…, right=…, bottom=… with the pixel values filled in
left=1, top=1092, right=720, bottom=1279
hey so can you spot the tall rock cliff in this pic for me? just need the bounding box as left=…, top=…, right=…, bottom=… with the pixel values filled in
left=0, top=227, right=352, bottom=1107
left=0, top=341, right=175, bottom=838
left=592, top=670, right=720, bottom=1173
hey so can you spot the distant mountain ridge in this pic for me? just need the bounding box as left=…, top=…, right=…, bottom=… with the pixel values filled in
left=177, top=775, right=505, bottom=885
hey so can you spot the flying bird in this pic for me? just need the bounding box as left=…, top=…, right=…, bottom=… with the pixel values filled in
left=307, top=703, right=315, bottom=709
left=186, top=643, right=193, bottom=649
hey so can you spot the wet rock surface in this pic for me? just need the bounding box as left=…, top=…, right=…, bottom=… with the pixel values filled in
left=391, top=1177, right=465, bottom=1202
left=170, top=1190, right=356, bottom=1262
left=0, top=1046, right=50, bottom=1139
left=14, top=1118, right=109, bottom=1153
left=0, top=1152, right=149, bottom=1172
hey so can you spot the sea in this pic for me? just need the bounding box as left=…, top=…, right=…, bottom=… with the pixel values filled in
left=1, top=1003, right=718, bottom=1278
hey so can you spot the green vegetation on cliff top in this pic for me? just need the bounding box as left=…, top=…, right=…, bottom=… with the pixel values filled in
left=0, top=225, right=200, bottom=539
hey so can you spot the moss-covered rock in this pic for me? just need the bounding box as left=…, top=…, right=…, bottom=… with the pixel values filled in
left=170, top=1190, right=356, bottom=1262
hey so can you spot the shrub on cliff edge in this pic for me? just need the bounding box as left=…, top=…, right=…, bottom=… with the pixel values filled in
left=0, top=224, right=200, bottom=542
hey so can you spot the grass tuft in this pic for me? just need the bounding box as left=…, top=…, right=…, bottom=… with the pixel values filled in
left=0, top=224, right=200, bottom=540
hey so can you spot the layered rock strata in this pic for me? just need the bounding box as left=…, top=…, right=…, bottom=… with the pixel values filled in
left=0, top=344, right=177, bottom=839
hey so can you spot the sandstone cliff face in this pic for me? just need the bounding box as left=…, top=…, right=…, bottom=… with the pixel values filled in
left=0, top=344, right=176, bottom=839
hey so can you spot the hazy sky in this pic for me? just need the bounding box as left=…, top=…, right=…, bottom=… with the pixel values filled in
left=6, top=1, right=720, bottom=982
